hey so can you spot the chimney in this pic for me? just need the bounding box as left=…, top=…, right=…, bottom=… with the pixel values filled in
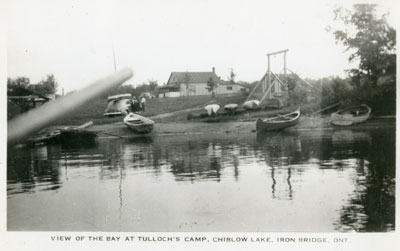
left=212, top=67, right=215, bottom=73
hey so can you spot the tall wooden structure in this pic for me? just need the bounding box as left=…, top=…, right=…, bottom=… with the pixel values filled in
left=245, top=49, right=289, bottom=107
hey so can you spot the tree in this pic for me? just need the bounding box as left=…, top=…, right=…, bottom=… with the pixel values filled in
left=206, top=77, right=217, bottom=97
left=7, top=77, right=31, bottom=96
left=331, top=4, right=396, bottom=87
left=228, top=68, right=236, bottom=84
left=147, top=79, right=159, bottom=91
left=35, top=74, right=58, bottom=95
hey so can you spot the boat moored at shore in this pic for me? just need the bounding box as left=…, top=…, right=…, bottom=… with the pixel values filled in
left=330, top=104, right=371, bottom=126
left=123, top=113, right=155, bottom=133
left=256, top=109, right=301, bottom=132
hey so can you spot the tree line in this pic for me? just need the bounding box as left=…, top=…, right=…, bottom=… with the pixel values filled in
left=7, top=75, right=58, bottom=97
left=288, top=4, right=396, bottom=115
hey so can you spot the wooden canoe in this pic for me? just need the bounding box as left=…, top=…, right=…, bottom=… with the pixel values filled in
left=330, top=104, right=371, bottom=126
left=256, top=109, right=301, bottom=131
left=123, top=113, right=154, bottom=133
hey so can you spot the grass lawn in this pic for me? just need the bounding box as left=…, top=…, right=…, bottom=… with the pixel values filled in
left=52, top=94, right=248, bottom=125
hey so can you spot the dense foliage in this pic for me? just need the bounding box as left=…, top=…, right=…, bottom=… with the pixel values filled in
left=333, top=4, right=396, bottom=87
left=286, top=4, right=396, bottom=115
left=331, top=4, right=396, bottom=114
left=7, top=74, right=58, bottom=97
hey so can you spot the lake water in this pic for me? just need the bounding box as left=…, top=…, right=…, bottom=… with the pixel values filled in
left=7, top=126, right=395, bottom=232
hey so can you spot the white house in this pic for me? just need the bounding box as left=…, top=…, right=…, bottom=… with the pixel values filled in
left=161, top=67, right=249, bottom=97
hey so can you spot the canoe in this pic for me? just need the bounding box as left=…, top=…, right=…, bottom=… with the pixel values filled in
left=256, top=109, right=301, bottom=131
left=243, top=100, right=260, bottom=110
left=330, top=104, right=371, bottom=126
left=123, top=113, right=154, bottom=133
left=204, top=104, right=220, bottom=116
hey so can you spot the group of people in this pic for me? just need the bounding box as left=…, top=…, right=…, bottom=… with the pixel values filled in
left=129, top=96, right=146, bottom=113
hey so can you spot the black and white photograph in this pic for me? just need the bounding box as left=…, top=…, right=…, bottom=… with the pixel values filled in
left=2, top=0, right=398, bottom=250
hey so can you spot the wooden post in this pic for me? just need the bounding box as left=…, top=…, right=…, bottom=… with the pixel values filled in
left=271, top=72, right=286, bottom=88
left=244, top=72, right=268, bottom=103
left=283, top=52, right=287, bottom=75
left=267, top=55, right=271, bottom=97
left=259, top=79, right=275, bottom=104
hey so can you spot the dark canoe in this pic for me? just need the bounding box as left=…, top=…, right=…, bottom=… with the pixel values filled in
left=330, top=104, right=371, bottom=126
left=256, top=110, right=301, bottom=131
left=123, top=113, right=154, bottom=133
left=58, top=129, right=98, bottom=147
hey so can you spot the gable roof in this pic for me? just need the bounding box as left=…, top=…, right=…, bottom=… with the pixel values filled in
left=167, top=72, right=221, bottom=85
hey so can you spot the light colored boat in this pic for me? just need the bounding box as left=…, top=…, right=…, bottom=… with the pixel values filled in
left=123, top=113, right=154, bottom=133
left=243, top=100, right=260, bottom=110
left=224, top=103, right=238, bottom=112
left=204, top=104, right=220, bottom=116
left=330, top=104, right=371, bottom=126
left=256, top=109, right=301, bottom=131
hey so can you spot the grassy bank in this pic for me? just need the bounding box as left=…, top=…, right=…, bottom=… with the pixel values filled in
left=52, top=94, right=248, bottom=126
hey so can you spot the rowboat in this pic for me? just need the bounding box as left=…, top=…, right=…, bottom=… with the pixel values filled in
left=123, top=113, right=154, bottom=133
left=243, top=100, right=260, bottom=110
left=330, top=104, right=371, bottom=126
left=256, top=109, right=301, bottom=131
left=205, top=104, right=220, bottom=116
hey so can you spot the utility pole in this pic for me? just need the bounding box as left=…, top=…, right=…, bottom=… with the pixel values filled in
left=112, top=42, right=117, bottom=72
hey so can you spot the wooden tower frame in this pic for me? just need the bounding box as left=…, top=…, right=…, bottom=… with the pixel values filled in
left=245, top=49, right=289, bottom=103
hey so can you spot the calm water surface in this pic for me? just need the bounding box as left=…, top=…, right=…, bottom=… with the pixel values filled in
left=7, top=127, right=395, bottom=232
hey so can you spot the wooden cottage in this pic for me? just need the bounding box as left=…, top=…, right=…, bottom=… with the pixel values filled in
left=162, top=67, right=249, bottom=97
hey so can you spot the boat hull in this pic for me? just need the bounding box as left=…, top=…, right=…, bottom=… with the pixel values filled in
left=123, top=113, right=154, bottom=133
left=205, top=104, right=220, bottom=116
left=125, top=123, right=154, bottom=133
left=243, top=100, right=260, bottom=110
left=256, top=110, right=301, bottom=131
left=330, top=105, right=371, bottom=126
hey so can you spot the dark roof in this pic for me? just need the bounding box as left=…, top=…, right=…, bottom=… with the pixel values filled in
left=167, top=72, right=220, bottom=85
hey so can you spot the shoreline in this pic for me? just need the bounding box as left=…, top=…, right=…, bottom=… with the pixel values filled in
left=87, top=116, right=395, bottom=139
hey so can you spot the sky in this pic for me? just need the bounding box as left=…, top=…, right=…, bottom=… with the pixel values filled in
left=7, top=0, right=397, bottom=93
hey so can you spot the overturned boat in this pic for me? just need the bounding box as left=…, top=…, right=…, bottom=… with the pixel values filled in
left=256, top=109, right=301, bottom=132
left=204, top=104, right=220, bottom=116
left=330, top=104, right=371, bottom=126
left=123, top=113, right=154, bottom=133
left=224, top=103, right=238, bottom=113
left=243, top=100, right=260, bottom=110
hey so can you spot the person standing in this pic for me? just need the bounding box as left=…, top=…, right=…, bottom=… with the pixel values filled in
left=140, top=96, right=146, bottom=112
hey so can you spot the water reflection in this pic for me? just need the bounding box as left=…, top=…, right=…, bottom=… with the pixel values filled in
left=7, top=127, right=395, bottom=232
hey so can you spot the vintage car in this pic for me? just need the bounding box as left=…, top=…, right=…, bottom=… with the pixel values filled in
left=104, top=93, right=141, bottom=116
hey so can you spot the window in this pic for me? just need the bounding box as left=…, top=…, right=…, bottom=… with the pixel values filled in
left=226, top=86, right=233, bottom=90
